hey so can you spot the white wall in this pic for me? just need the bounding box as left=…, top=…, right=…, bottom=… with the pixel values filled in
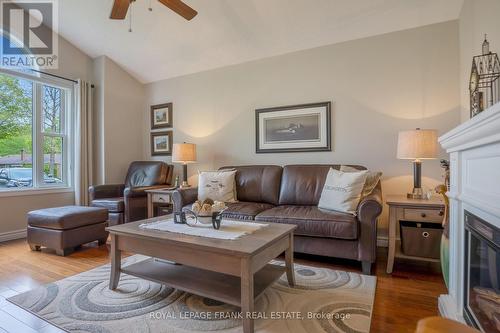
left=92, top=56, right=145, bottom=184
left=459, top=0, right=500, bottom=122
left=0, top=35, right=93, bottom=236
left=144, top=21, right=461, bottom=238
left=46, top=37, right=94, bottom=82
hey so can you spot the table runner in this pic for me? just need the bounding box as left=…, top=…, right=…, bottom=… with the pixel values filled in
left=139, top=217, right=267, bottom=240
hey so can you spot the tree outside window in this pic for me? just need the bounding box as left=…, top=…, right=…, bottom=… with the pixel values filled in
left=0, top=71, right=70, bottom=190
left=0, top=74, right=33, bottom=188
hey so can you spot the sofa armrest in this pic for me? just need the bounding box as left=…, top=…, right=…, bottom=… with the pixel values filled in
left=356, top=182, right=383, bottom=263
left=124, top=185, right=172, bottom=198
left=89, top=184, right=125, bottom=201
left=172, top=187, right=198, bottom=212
left=357, top=185, right=383, bottom=219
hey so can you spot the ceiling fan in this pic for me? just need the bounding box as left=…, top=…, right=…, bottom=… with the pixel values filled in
left=110, top=0, right=197, bottom=21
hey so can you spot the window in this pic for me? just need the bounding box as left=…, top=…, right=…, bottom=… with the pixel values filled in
left=0, top=69, right=73, bottom=191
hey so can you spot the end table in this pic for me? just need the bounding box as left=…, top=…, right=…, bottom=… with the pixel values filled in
left=145, top=188, right=176, bottom=218
left=386, top=195, right=445, bottom=274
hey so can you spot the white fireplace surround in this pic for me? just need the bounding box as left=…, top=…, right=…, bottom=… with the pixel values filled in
left=438, top=101, right=500, bottom=324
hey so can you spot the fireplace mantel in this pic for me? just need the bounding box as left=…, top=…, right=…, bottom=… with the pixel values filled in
left=440, top=102, right=500, bottom=153
left=438, top=101, right=500, bottom=326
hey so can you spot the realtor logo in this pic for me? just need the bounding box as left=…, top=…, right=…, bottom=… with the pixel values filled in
left=0, top=0, right=58, bottom=69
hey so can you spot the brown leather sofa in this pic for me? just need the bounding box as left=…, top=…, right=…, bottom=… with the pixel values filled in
left=172, top=165, right=383, bottom=274
left=89, top=161, right=173, bottom=225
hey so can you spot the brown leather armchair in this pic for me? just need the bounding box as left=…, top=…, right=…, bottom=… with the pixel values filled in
left=89, top=161, right=173, bottom=225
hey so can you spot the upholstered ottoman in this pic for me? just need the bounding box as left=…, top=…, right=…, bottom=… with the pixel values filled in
left=27, top=206, right=109, bottom=256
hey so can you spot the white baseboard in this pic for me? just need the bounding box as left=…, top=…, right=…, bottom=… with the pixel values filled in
left=0, top=229, right=27, bottom=243
left=377, top=236, right=388, bottom=248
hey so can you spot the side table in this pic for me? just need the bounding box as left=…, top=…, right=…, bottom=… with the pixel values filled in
left=386, top=195, right=445, bottom=274
left=145, top=188, right=176, bottom=218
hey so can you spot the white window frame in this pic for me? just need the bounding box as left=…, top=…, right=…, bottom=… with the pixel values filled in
left=0, top=67, right=75, bottom=195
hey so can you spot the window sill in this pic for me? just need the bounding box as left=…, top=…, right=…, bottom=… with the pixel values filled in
left=0, top=187, right=74, bottom=198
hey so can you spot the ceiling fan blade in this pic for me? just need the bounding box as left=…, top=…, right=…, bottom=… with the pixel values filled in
left=158, top=0, right=198, bottom=20
left=110, top=0, right=130, bottom=20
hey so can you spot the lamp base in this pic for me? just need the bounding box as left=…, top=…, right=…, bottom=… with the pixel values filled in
left=180, top=164, right=190, bottom=189
left=407, top=187, right=425, bottom=200
left=407, top=160, right=427, bottom=199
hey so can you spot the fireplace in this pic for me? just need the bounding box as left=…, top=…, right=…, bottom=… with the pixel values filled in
left=464, top=210, right=500, bottom=332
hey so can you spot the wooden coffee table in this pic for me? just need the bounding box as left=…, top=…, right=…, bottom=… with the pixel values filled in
left=106, top=217, right=296, bottom=333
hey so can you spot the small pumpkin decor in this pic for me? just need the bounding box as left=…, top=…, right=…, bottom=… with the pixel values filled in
left=184, top=199, right=227, bottom=230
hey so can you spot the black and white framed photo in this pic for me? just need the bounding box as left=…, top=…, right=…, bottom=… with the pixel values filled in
left=150, top=103, right=173, bottom=129
left=151, top=131, right=173, bottom=156
left=255, top=102, right=331, bottom=153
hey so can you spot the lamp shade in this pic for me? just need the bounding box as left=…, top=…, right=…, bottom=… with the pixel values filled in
left=397, top=129, right=438, bottom=160
left=172, top=143, right=197, bottom=163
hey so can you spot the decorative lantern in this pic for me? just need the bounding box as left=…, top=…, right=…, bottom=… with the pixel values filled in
left=469, top=35, right=500, bottom=118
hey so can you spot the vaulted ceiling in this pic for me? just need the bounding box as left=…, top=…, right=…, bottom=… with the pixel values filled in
left=57, top=0, right=464, bottom=83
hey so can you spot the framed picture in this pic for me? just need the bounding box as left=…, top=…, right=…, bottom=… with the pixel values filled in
left=151, top=103, right=173, bottom=129
left=255, top=102, right=331, bottom=153
left=151, top=131, right=173, bottom=156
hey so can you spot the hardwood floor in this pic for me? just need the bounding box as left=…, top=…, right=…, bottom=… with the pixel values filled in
left=294, top=251, right=447, bottom=333
left=0, top=238, right=446, bottom=333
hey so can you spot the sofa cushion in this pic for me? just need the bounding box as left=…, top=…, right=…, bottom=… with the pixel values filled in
left=255, top=205, right=358, bottom=240
left=219, top=166, right=282, bottom=205
left=340, top=165, right=382, bottom=198
left=318, top=168, right=368, bottom=215
left=198, top=170, right=237, bottom=202
left=279, top=165, right=366, bottom=206
left=91, top=197, right=125, bottom=212
left=223, top=202, right=275, bottom=220
left=27, top=206, right=108, bottom=230
left=183, top=201, right=274, bottom=221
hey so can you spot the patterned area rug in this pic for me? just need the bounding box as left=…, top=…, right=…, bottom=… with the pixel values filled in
left=8, top=255, right=376, bottom=333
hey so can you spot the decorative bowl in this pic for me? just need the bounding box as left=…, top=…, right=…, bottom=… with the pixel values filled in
left=196, top=215, right=212, bottom=225
left=183, top=208, right=227, bottom=230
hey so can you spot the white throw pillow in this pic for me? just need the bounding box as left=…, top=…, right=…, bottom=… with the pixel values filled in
left=318, top=168, right=369, bottom=215
left=198, top=170, right=237, bottom=203
left=340, top=165, right=382, bottom=197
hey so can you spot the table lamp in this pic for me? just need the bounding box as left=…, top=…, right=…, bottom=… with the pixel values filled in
left=397, top=128, right=438, bottom=199
left=172, top=143, right=197, bottom=188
